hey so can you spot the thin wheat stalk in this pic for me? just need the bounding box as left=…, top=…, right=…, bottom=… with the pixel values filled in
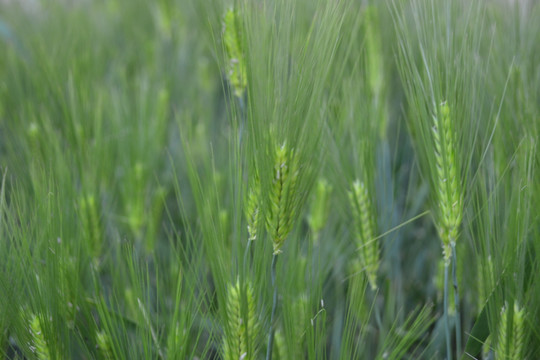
left=137, top=298, right=165, bottom=359
left=444, top=262, right=452, bottom=360
left=266, top=254, right=278, bottom=360
left=451, top=243, right=461, bottom=356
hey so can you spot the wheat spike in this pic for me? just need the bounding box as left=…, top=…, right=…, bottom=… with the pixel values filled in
left=307, top=178, right=332, bottom=237
left=432, top=101, right=462, bottom=263
left=348, top=179, right=379, bottom=291
left=79, top=194, right=101, bottom=259
left=29, top=314, right=50, bottom=360
left=496, top=303, right=526, bottom=360
left=266, top=143, right=299, bottom=254
left=245, top=175, right=261, bottom=241
left=223, top=280, right=259, bottom=360
left=96, top=331, right=114, bottom=360
left=223, top=9, right=247, bottom=98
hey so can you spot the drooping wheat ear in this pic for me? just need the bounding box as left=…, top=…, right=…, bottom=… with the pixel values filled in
left=245, top=175, right=261, bottom=241
left=223, top=279, right=259, bottom=360
left=223, top=8, right=247, bottom=98
left=307, top=178, right=332, bottom=238
left=29, top=314, right=50, bottom=360
left=79, top=194, right=101, bottom=260
left=266, top=143, right=299, bottom=255
left=96, top=331, right=114, bottom=360
left=432, top=101, right=462, bottom=264
left=496, top=303, right=526, bottom=360
left=348, top=179, right=379, bottom=291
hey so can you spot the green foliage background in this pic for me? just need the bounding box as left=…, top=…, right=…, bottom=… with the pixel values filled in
left=0, top=0, right=538, bottom=359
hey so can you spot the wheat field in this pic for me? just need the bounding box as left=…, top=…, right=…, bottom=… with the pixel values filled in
left=0, top=0, right=539, bottom=359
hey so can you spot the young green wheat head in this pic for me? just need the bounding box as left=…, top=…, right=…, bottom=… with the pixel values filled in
left=223, top=279, right=259, bottom=360
left=29, top=313, right=50, bottom=360
left=266, top=142, right=300, bottom=255
left=96, top=330, right=114, bottom=360
left=223, top=8, right=247, bottom=99
left=348, top=179, right=379, bottom=291
left=245, top=174, right=261, bottom=242
left=496, top=303, right=526, bottom=360
left=432, top=101, right=463, bottom=263
left=307, top=178, right=332, bottom=238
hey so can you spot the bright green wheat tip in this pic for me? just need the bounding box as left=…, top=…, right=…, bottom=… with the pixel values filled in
left=348, top=179, right=379, bottom=291
left=29, top=314, right=50, bottom=360
left=266, top=142, right=299, bottom=255
left=223, top=9, right=247, bottom=98
left=432, top=101, right=462, bottom=263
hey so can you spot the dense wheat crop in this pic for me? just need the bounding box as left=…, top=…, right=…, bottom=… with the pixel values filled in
left=1, top=0, right=539, bottom=359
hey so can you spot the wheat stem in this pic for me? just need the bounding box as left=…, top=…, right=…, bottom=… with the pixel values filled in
left=451, top=243, right=461, bottom=356
left=137, top=298, right=165, bottom=359
left=266, top=254, right=278, bottom=360
left=374, top=295, right=383, bottom=333
left=444, top=263, right=452, bottom=360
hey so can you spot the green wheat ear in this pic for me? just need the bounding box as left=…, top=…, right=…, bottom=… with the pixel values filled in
left=348, top=179, right=379, bottom=291
left=96, top=330, right=114, bottom=360
left=127, top=162, right=145, bottom=236
left=496, top=303, right=526, bottom=360
left=307, top=178, right=332, bottom=238
left=273, top=327, right=286, bottom=360
left=223, top=280, right=259, bottom=360
left=266, top=142, right=300, bottom=254
left=223, top=8, right=247, bottom=98
left=79, top=194, right=101, bottom=260
left=245, top=174, right=261, bottom=241
left=29, top=313, right=50, bottom=360
left=364, top=6, right=383, bottom=99
left=432, top=101, right=462, bottom=263
left=289, top=295, right=308, bottom=359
